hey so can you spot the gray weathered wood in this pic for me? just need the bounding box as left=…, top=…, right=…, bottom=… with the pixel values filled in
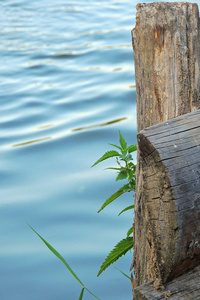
left=134, top=265, right=200, bottom=300
left=135, top=110, right=200, bottom=287
left=132, top=2, right=200, bottom=288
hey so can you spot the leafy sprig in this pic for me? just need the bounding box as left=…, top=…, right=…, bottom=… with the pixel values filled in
left=92, top=130, right=137, bottom=276
left=92, top=130, right=136, bottom=214
left=28, top=130, right=137, bottom=299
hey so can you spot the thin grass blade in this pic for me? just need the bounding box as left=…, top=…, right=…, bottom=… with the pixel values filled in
left=28, top=223, right=101, bottom=300
left=114, top=267, right=131, bottom=280
left=27, top=223, right=84, bottom=286
left=79, top=288, right=85, bottom=300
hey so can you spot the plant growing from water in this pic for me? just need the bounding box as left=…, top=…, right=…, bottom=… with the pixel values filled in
left=28, top=130, right=137, bottom=299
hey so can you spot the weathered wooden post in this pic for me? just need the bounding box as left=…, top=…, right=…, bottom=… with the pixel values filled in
left=132, top=2, right=200, bottom=298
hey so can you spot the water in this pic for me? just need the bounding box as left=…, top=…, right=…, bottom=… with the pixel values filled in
left=1, top=1, right=137, bottom=299
left=1, top=0, right=199, bottom=299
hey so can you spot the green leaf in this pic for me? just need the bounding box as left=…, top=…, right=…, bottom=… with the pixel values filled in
left=128, top=171, right=135, bottom=182
left=97, top=184, right=130, bottom=213
left=128, top=162, right=135, bottom=168
left=120, top=151, right=128, bottom=160
left=116, top=170, right=128, bottom=181
left=127, top=144, right=137, bottom=153
left=118, top=205, right=134, bottom=216
left=79, top=288, right=85, bottom=300
left=27, top=223, right=101, bottom=300
left=27, top=223, right=84, bottom=286
left=91, top=151, right=120, bottom=167
left=108, top=143, right=122, bottom=151
left=129, top=181, right=136, bottom=191
left=97, top=237, right=133, bottom=276
left=114, top=267, right=131, bottom=280
left=119, top=131, right=127, bottom=150
left=122, top=184, right=133, bottom=193
left=125, top=154, right=133, bottom=161
left=126, top=227, right=133, bottom=237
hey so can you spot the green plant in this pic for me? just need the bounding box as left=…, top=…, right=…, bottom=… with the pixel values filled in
left=92, top=130, right=137, bottom=276
left=27, top=223, right=101, bottom=300
left=28, top=130, right=137, bottom=299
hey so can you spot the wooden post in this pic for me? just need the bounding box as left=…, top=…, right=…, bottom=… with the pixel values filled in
left=132, top=1, right=200, bottom=291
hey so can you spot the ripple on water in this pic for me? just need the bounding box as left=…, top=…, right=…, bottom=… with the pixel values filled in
left=0, top=0, right=137, bottom=299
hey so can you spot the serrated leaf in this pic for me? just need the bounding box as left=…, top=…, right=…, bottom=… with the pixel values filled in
left=127, top=144, right=137, bottom=153
left=119, top=131, right=127, bottom=150
left=114, top=267, right=131, bottom=280
left=97, top=237, right=133, bottom=276
left=108, top=143, right=122, bottom=151
left=27, top=223, right=101, bottom=300
left=91, top=151, right=120, bottom=167
left=79, top=288, right=85, bottom=300
left=116, top=170, right=128, bottom=181
left=126, top=227, right=133, bottom=237
left=118, top=205, right=134, bottom=216
left=97, top=184, right=130, bottom=213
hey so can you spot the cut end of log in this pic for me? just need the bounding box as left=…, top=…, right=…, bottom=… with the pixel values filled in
left=134, top=110, right=200, bottom=286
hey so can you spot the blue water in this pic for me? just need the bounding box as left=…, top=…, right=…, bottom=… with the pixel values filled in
left=1, top=0, right=199, bottom=299
left=1, top=1, right=137, bottom=299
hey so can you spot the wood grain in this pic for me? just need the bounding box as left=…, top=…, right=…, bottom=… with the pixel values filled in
left=134, top=265, right=200, bottom=299
left=137, top=110, right=200, bottom=286
left=132, top=2, right=200, bottom=288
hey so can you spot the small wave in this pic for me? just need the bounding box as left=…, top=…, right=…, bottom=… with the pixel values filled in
left=11, top=137, right=51, bottom=147
left=71, top=117, right=127, bottom=132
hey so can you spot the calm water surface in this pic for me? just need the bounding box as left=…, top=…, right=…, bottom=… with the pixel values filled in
left=1, top=0, right=199, bottom=299
left=1, top=1, right=137, bottom=299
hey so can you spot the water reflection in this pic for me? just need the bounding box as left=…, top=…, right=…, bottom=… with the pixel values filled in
left=11, top=137, right=51, bottom=147
left=10, top=117, right=128, bottom=148
left=71, top=117, right=127, bottom=132
left=1, top=0, right=137, bottom=299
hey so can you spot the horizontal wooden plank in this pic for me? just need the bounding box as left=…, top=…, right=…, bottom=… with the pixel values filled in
left=134, top=265, right=200, bottom=299
left=142, top=110, right=200, bottom=138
